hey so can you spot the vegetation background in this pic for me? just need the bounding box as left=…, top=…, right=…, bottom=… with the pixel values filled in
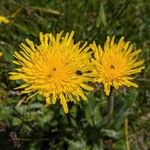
left=0, top=0, right=149, bottom=149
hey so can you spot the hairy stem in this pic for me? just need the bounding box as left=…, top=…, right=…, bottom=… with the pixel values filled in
left=125, top=118, right=130, bottom=150
left=107, top=87, right=114, bottom=125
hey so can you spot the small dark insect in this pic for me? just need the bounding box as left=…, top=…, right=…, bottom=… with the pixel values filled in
left=76, top=70, right=83, bottom=75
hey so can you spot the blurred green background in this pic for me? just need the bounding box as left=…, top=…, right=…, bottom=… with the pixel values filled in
left=0, top=0, right=149, bottom=149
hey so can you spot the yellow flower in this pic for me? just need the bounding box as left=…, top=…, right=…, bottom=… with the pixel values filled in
left=0, top=52, right=3, bottom=57
left=10, top=31, right=93, bottom=113
left=91, top=36, right=144, bottom=96
left=0, top=15, right=10, bottom=24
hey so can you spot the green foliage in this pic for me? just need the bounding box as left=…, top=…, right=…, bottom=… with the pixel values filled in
left=0, top=0, right=149, bottom=149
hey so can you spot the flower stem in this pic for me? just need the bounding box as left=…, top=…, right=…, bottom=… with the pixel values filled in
left=125, top=118, right=130, bottom=150
left=107, top=87, right=114, bottom=125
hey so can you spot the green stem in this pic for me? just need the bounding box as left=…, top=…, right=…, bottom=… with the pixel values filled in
left=107, top=87, right=114, bottom=125
left=125, top=118, right=130, bottom=150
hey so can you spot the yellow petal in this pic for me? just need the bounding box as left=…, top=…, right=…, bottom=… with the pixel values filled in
left=80, top=84, right=93, bottom=91
left=52, top=93, right=57, bottom=104
left=60, top=94, right=68, bottom=113
left=104, top=83, right=110, bottom=96
left=46, top=96, right=51, bottom=104
left=104, top=36, right=110, bottom=51
left=77, top=90, right=87, bottom=100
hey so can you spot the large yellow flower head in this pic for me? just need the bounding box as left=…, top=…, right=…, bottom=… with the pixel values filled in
left=91, top=36, right=144, bottom=96
left=0, top=15, right=10, bottom=24
left=10, top=31, right=93, bottom=113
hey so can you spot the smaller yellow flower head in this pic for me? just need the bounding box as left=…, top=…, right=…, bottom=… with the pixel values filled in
left=0, top=15, right=10, bottom=24
left=0, top=52, right=3, bottom=57
left=10, top=31, right=93, bottom=113
left=91, top=36, right=144, bottom=96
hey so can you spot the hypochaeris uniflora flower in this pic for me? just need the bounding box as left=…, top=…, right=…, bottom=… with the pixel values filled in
left=91, top=36, right=144, bottom=96
left=10, top=31, right=93, bottom=113
left=0, top=52, right=3, bottom=57
left=0, top=15, right=10, bottom=24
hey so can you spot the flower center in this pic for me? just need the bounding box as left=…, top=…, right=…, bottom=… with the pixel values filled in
left=110, top=65, right=115, bottom=69
left=52, top=67, right=56, bottom=71
left=48, top=67, right=57, bottom=78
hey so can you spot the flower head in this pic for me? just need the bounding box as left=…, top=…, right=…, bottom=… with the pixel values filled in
left=0, top=15, right=10, bottom=24
left=0, top=52, right=3, bottom=57
left=91, top=36, right=144, bottom=95
left=10, top=31, right=93, bottom=113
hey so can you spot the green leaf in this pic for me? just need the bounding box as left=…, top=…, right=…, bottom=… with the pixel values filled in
left=12, top=117, right=22, bottom=126
left=67, top=139, right=88, bottom=150
left=100, top=3, right=107, bottom=26
left=101, top=129, right=120, bottom=140
left=96, top=2, right=107, bottom=28
left=93, top=105, right=102, bottom=127
left=85, top=104, right=93, bottom=126
left=29, top=103, right=43, bottom=109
